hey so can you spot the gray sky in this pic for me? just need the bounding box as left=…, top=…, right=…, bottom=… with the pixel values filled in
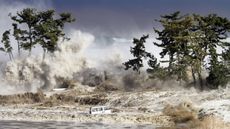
left=0, top=0, right=230, bottom=61
left=1, top=0, right=230, bottom=40
left=3, top=0, right=230, bottom=38
left=52, top=0, right=230, bottom=38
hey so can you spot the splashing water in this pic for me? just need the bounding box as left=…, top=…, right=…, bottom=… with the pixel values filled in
left=0, top=30, right=94, bottom=94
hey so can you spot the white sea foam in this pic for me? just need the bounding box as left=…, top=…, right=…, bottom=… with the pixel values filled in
left=0, top=30, right=95, bottom=94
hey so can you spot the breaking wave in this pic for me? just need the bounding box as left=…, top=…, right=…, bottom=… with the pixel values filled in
left=0, top=30, right=94, bottom=94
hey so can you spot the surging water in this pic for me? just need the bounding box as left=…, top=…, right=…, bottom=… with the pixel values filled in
left=0, top=120, right=156, bottom=129
left=0, top=30, right=95, bottom=94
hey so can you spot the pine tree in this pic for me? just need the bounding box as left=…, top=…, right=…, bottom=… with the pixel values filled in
left=7, top=8, right=75, bottom=58
left=123, top=35, right=150, bottom=72
left=125, top=12, right=230, bottom=90
left=1, top=30, right=13, bottom=60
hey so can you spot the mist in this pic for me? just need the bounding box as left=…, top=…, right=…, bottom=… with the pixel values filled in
left=0, top=1, right=205, bottom=95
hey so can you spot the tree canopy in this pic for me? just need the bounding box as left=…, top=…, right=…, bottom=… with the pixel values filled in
left=124, top=12, right=230, bottom=89
left=1, top=30, right=13, bottom=60
left=3, top=8, right=75, bottom=58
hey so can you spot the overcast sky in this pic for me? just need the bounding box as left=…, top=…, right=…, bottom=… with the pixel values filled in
left=3, top=0, right=230, bottom=38
left=57, top=0, right=230, bottom=39
left=0, top=0, right=230, bottom=59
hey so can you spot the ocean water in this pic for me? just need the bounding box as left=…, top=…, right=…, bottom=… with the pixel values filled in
left=0, top=120, right=156, bottom=129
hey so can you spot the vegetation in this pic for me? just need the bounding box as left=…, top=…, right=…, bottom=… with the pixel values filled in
left=124, top=12, right=230, bottom=89
left=124, top=35, right=152, bottom=72
left=1, top=30, right=13, bottom=60
left=161, top=102, right=229, bottom=129
left=1, top=8, right=75, bottom=59
left=1, top=8, right=230, bottom=89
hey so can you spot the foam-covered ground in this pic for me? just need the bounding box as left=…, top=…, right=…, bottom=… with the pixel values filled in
left=0, top=87, right=230, bottom=128
left=0, top=120, right=156, bottom=129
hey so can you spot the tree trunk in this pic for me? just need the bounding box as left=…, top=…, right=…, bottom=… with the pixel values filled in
left=191, top=67, right=197, bottom=86
left=11, top=52, right=14, bottom=60
left=8, top=52, right=14, bottom=61
left=28, top=26, right=32, bottom=56
left=42, top=49, right=46, bottom=61
left=168, top=54, right=174, bottom=73
left=198, top=72, right=203, bottom=91
left=17, top=40, right=21, bottom=57
left=8, top=53, right=12, bottom=61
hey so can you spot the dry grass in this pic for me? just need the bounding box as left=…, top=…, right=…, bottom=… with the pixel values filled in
left=0, top=90, right=108, bottom=106
left=160, top=101, right=230, bottom=129
left=95, top=81, right=120, bottom=92
left=163, top=101, right=199, bottom=123
left=41, top=92, right=108, bottom=107
left=0, top=90, right=45, bottom=104
left=196, top=115, right=230, bottom=129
